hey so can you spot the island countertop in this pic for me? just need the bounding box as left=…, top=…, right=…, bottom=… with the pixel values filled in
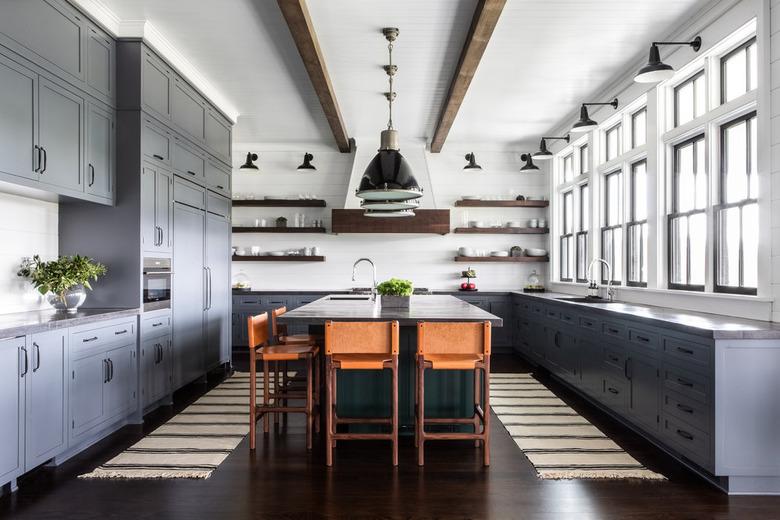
left=0, top=307, right=140, bottom=339
left=277, top=294, right=503, bottom=327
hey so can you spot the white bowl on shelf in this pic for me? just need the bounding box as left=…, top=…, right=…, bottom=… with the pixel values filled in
left=524, top=248, right=548, bottom=257
left=268, top=251, right=285, bottom=256
left=491, top=251, right=509, bottom=257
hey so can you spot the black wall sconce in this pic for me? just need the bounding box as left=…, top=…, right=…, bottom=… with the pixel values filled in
left=635, top=36, right=701, bottom=83
left=297, top=153, right=316, bottom=170
left=519, top=153, right=539, bottom=172
left=571, top=98, right=619, bottom=133
left=532, top=135, right=570, bottom=161
left=239, top=152, right=259, bottom=171
left=463, top=153, right=482, bottom=170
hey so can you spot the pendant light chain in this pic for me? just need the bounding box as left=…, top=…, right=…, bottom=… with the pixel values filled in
left=387, top=39, right=394, bottom=130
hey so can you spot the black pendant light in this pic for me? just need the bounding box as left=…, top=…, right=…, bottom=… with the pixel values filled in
left=240, top=152, right=259, bottom=171
left=635, top=36, right=701, bottom=83
left=532, top=135, right=569, bottom=161
left=520, top=153, right=540, bottom=172
left=571, top=99, right=619, bottom=133
left=356, top=28, right=422, bottom=212
left=463, top=153, right=482, bottom=170
left=297, top=153, right=316, bottom=170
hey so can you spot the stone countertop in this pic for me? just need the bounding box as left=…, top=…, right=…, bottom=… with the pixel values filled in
left=512, top=291, right=780, bottom=340
left=0, top=307, right=140, bottom=339
left=277, top=295, right=502, bottom=327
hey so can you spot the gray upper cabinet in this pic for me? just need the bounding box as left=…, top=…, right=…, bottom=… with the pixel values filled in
left=86, top=22, right=114, bottom=102
left=38, top=77, right=83, bottom=192
left=172, top=137, right=205, bottom=185
left=141, top=163, right=173, bottom=254
left=0, top=0, right=84, bottom=82
left=141, top=49, right=172, bottom=121
left=0, top=54, right=37, bottom=182
left=172, top=77, right=205, bottom=143
left=24, top=330, right=67, bottom=470
left=205, top=159, right=230, bottom=196
left=85, top=103, right=114, bottom=200
left=142, top=118, right=172, bottom=165
left=205, top=108, right=231, bottom=163
left=0, top=337, right=25, bottom=486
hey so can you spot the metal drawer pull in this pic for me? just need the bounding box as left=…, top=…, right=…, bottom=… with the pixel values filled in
left=33, top=342, right=41, bottom=372
left=216, top=185, right=225, bottom=190
left=607, top=327, right=620, bottom=334
left=186, top=170, right=197, bottom=176
left=152, top=322, right=164, bottom=327
left=153, top=154, right=164, bottom=161
left=607, top=387, right=619, bottom=394
left=676, top=429, right=694, bottom=441
left=82, top=336, right=99, bottom=343
left=676, top=377, right=694, bottom=387
left=114, top=329, right=128, bottom=335
left=635, top=335, right=650, bottom=343
left=676, top=346, right=694, bottom=355
left=676, top=403, right=694, bottom=414
left=20, top=346, right=29, bottom=377
left=582, top=320, right=593, bottom=327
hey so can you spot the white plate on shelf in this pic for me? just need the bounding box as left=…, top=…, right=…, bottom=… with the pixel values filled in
left=268, top=251, right=285, bottom=256
left=461, top=196, right=480, bottom=200
left=525, top=248, right=548, bottom=257
left=491, top=251, right=509, bottom=257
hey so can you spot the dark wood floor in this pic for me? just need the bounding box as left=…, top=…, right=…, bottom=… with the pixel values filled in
left=1, top=354, right=778, bottom=519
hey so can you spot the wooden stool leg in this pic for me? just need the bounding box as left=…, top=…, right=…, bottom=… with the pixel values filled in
left=474, top=367, right=481, bottom=447
left=483, top=361, right=491, bottom=466
left=414, top=355, right=419, bottom=449
left=250, top=348, right=257, bottom=450
left=282, top=360, right=288, bottom=426
left=263, top=359, right=270, bottom=434
left=417, top=360, right=425, bottom=466
left=325, top=357, right=333, bottom=466
left=274, top=361, right=280, bottom=425
left=332, top=368, right=337, bottom=447
left=306, top=354, right=313, bottom=451
left=391, top=356, right=399, bottom=467
left=314, top=352, right=321, bottom=434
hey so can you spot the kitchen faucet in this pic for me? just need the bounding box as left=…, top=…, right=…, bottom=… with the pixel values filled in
left=352, top=258, right=377, bottom=301
left=587, top=258, right=616, bottom=301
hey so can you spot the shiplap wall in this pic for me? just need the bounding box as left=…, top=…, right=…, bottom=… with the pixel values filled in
left=230, top=142, right=549, bottom=291
left=0, top=192, right=58, bottom=314
left=770, top=0, right=780, bottom=320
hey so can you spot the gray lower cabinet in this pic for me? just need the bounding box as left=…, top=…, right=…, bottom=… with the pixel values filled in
left=141, top=162, right=173, bottom=254
left=70, top=351, right=105, bottom=439
left=141, top=335, right=171, bottom=409
left=85, top=103, right=114, bottom=200
left=625, top=351, right=660, bottom=433
left=206, top=213, right=231, bottom=368
left=0, top=337, right=25, bottom=487
left=38, top=77, right=83, bottom=192
left=0, top=53, right=37, bottom=182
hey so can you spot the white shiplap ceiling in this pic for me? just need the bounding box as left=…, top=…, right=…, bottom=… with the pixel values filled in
left=89, top=0, right=708, bottom=149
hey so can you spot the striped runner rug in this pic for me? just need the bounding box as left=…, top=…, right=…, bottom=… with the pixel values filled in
left=490, top=373, right=666, bottom=481
left=80, top=371, right=281, bottom=480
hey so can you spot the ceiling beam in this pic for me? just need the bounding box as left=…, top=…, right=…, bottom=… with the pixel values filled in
left=429, top=0, right=506, bottom=153
left=277, top=0, right=351, bottom=152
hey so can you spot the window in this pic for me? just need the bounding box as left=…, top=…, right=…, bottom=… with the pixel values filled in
left=721, top=38, right=757, bottom=103
left=576, top=183, right=590, bottom=282
left=631, top=108, right=647, bottom=148
left=674, top=71, right=706, bottom=126
left=579, top=144, right=590, bottom=174
left=627, top=160, right=648, bottom=286
left=605, top=123, right=622, bottom=161
left=715, top=112, right=757, bottom=294
left=601, top=170, right=623, bottom=284
left=669, top=135, right=706, bottom=290
left=561, top=153, right=574, bottom=183
left=560, top=190, right=575, bottom=281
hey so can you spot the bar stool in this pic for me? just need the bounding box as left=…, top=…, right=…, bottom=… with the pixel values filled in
left=324, top=320, right=399, bottom=466
left=248, top=312, right=318, bottom=451
left=415, top=321, right=491, bottom=466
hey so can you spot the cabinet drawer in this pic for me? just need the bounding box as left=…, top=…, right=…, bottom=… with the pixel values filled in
left=141, top=314, right=171, bottom=338
left=234, top=295, right=263, bottom=307
left=173, top=177, right=206, bottom=210
left=602, top=320, right=626, bottom=340
left=559, top=310, right=577, bottom=326
left=142, top=120, right=171, bottom=165
left=545, top=307, right=559, bottom=320
left=266, top=297, right=290, bottom=310
left=531, top=303, right=545, bottom=316
left=663, top=390, right=710, bottom=434
left=205, top=160, right=230, bottom=195
left=662, top=336, right=710, bottom=369
left=207, top=191, right=230, bottom=218
left=172, top=140, right=205, bottom=184
left=628, top=327, right=659, bottom=351
left=601, top=375, right=628, bottom=411
left=661, top=415, right=711, bottom=468
left=662, top=363, right=710, bottom=404
left=579, top=315, right=599, bottom=332
left=70, top=319, right=136, bottom=355
left=603, top=344, right=626, bottom=374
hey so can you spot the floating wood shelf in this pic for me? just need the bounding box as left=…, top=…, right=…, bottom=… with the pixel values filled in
left=232, top=255, right=325, bottom=262
left=453, top=227, right=549, bottom=234
left=331, top=209, right=450, bottom=235
left=453, top=255, right=549, bottom=263
left=231, top=199, right=327, bottom=207
left=232, top=227, right=326, bottom=234
left=454, top=200, right=549, bottom=208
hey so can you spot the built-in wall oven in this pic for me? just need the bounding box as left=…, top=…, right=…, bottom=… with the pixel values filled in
left=143, top=257, right=171, bottom=312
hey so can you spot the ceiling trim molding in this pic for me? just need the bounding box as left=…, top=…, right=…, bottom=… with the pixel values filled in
left=70, top=0, right=240, bottom=123
left=429, top=0, right=507, bottom=153
left=277, top=0, right=352, bottom=153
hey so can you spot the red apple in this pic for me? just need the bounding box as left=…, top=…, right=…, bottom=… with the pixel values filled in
left=468, top=283, right=476, bottom=290
left=460, top=282, right=468, bottom=289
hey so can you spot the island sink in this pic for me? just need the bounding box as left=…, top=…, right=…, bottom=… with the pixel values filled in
left=555, top=296, right=621, bottom=304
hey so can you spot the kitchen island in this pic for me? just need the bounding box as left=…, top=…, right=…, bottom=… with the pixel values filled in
left=279, top=295, right=502, bottom=432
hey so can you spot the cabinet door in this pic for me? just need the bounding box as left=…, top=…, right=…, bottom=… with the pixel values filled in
left=172, top=77, right=205, bottom=142
left=25, top=330, right=67, bottom=469
left=38, top=78, right=83, bottom=191
left=205, top=109, right=231, bottom=162
left=0, top=338, right=25, bottom=485
left=104, top=343, right=136, bottom=421
left=206, top=213, right=231, bottom=367
left=70, top=352, right=105, bottom=439
left=141, top=165, right=157, bottom=252
left=142, top=119, right=172, bottom=165
left=142, top=49, right=172, bottom=120
left=579, top=338, right=603, bottom=398
left=173, top=203, right=206, bottom=389
left=627, top=353, right=660, bottom=432
left=155, top=337, right=172, bottom=403
left=86, top=23, right=114, bottom=101
left=85, top=103, right=114, bottom=200
left=140, top=337, right=156, bottom=408
left=488, top=299, right=511, bottom=347
left=0, top=55, right=38, bottom=182
left=155, top=168, right=173, bottom=251
left=172, top=139, right=205, bottom=185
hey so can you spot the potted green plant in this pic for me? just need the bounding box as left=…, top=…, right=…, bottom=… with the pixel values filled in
left=18, top=255, right=107, bottom=314
left=376, top=278, right=413, bottom=309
